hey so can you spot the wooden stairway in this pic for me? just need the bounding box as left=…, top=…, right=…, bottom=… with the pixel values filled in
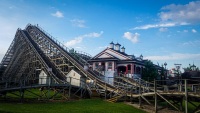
left=106, top=95, right=124, bottom=103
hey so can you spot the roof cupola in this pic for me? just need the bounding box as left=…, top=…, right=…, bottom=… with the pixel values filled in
left=114, top=43, right=121, bottom=51
left=121, top=46, right=125, bottom=53
left=109, top=41, right=114, bottom=49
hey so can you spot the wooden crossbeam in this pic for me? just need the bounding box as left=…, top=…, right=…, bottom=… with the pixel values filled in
left=193, top=103, right=200, bottom=113
left=156, top=92, right=180, bottom=111
left=51, top=57, right=64, bottom=60
left=26, top=89, right=41, bottom=97
left=141, top=95, right=151, bottom=105
left=9, top=92, right=21, bottom=97
left=56, top=64, right=69, bottom=66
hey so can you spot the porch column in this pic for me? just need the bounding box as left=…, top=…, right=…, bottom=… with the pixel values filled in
left=112, top=62, right=114, bottom=71
left=105, top=62, right=108, bottom=71
left=93, top=62, right=96, bottom=70
left=131, top=64, right=133, bottom=74
left=126, top=65, right=128, bottom=75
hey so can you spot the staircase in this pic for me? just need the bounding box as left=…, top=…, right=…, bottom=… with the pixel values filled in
left=106, top=95, right=124, bottom=103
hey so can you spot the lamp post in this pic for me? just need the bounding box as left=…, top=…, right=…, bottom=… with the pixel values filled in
left=164, top=62, right=167, bottom=69
left=164, top=62, right=167, bottom=85
left=174, top=64, right=182, bottom=84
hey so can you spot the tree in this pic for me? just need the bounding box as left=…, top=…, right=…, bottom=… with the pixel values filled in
left=159, top=65, right=167, bottom=85
left=142, top=60, right=158, bottom=81
left=196, top=67, right=199, bottom=71
left=183, top=63, right=200, bottom=72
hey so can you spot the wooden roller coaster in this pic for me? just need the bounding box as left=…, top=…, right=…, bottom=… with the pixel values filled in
left=0, top=24, right=199, bottom=113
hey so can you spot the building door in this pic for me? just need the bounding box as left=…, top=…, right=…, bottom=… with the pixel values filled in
left=101, top=62, right=105, bottom=71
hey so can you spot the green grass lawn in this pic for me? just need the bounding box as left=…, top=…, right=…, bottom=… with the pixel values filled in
left=0, top=99, right=146, bottom=113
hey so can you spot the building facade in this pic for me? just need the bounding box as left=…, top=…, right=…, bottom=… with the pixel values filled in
left=89, top=42, right=160, bottom=83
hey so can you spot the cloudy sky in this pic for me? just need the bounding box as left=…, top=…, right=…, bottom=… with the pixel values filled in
left=0, top=0, right=200, bottom=71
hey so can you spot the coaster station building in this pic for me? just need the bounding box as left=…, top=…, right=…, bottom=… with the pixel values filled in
left=89, top=42, right=161, bottom=84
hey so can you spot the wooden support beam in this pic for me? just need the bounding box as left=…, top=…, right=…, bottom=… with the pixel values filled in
left=40, top=90, right=49, bottom=99
left=195, top=110, right=200, bottom=113
left=188, top=101, right=198, bottom=107
left=156, top=92, right=180, bottom=111
left=9, top=92, right=21, bottom=97
left=139, top=79, right=141, bottom=107
left=26, top=89, right=41, bottom=97
left=130, top=86, right=133, bottom=103
left=193, top=104, right=200, bottom=113
left=69, top=77, right=72, bottom=99
left=154, top=80, right=157, bottom=113
left=105, top=81, right=107, bottom=99
left=185, top=79, right=188, bottom=113
left=179, top=97, right=183, bottom=111
left=73, top=87, right=82, bottom=96
left=56, top=64, right=69, bottom=66
left=20, top=89, right=24, bottom=103
left=61, top=90, right=69, bottom=100
left=141, top=95, right=151, bottom=105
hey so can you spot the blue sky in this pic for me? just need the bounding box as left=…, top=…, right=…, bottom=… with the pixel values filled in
left=0, top=0, right=200, bottom=71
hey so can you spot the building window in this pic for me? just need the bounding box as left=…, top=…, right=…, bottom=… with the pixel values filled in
left=108, top=62, right=112, bottom=69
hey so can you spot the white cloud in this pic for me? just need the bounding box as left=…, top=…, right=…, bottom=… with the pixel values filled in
left=159, top=27, right=168, bottom=32
left=132, top=22, right=189, bottom=30
left=51, top=11, right=64, bottom=18
left=183, top=30, right=188, bottom=33
left=65, top=31, right=103, bottom=47
left=144, top=53, right=200, bottom=61
left=65, top=37, right=82, bottom=47
left=181, top=40, right=200, bottom=46
left=123, top=32, right=139, bottom=43
left=71, top=19, right=86, bottom=28
left=192, top=29, right=197, bottom=33
left=160, top=1, right=200, bottom=23
left=132, top=1, right=200, bottom=30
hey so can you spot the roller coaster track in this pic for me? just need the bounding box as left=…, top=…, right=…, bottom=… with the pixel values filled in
left=1, top=24, right=200, bottom=113
left=0, top=24, right=122, bottom=98
left=25, top=25, right=116, bottom=90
